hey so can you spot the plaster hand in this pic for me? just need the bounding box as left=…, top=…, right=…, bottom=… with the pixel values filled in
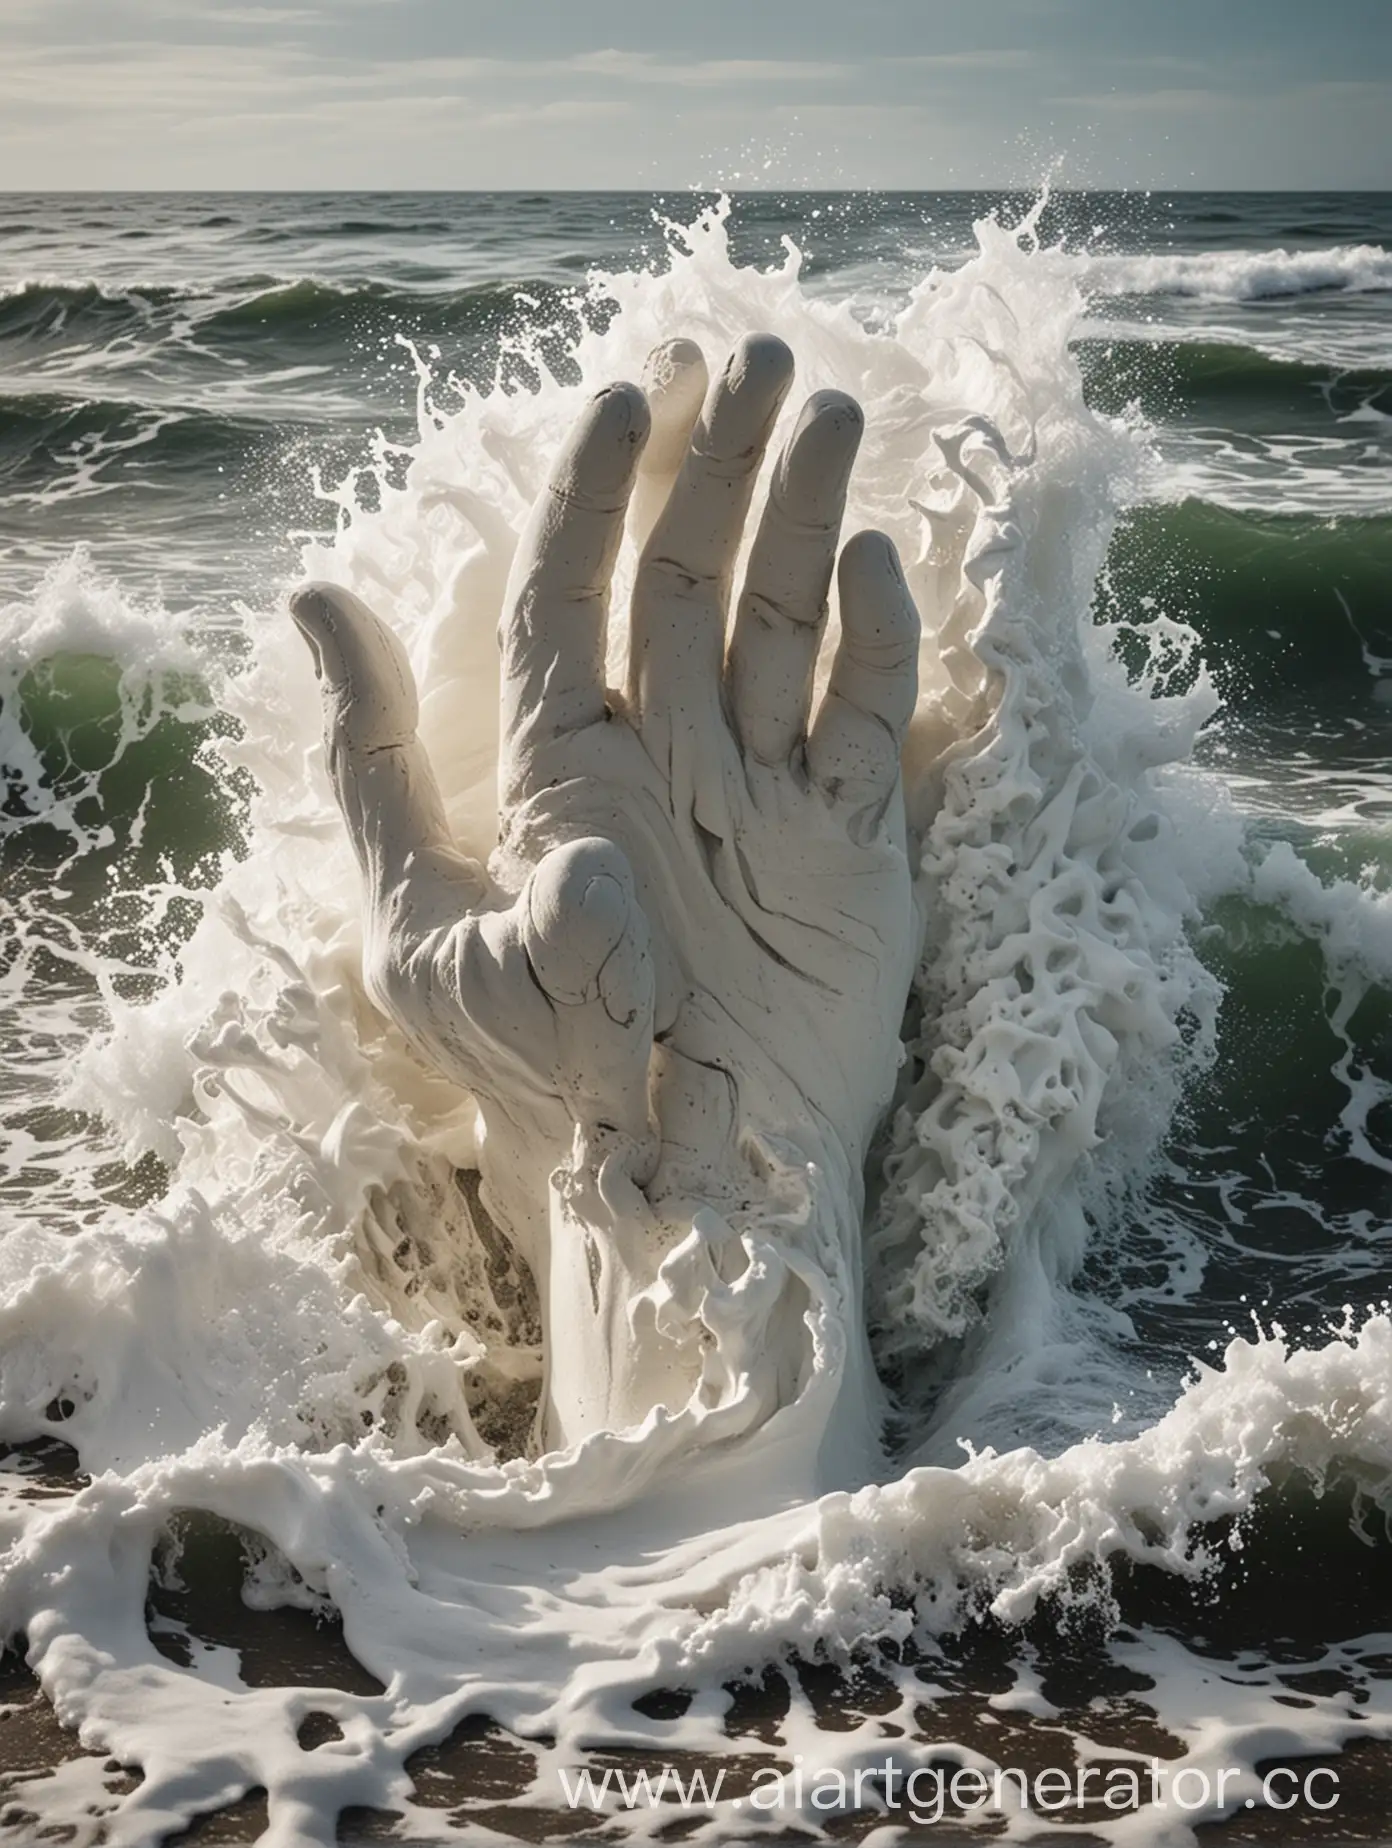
left=290, top=334, right=922, bottom=1453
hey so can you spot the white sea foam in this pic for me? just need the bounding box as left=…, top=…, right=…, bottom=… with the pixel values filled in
left=0, top=544, right=198, bottom=676
left=3, top=199, right=1391, bottom=1846
left=1150, top=433, right=1392, bottom=517
left=1079, top=242, right=1392, bottom=304
left=0, top=546, right=206, bottom=838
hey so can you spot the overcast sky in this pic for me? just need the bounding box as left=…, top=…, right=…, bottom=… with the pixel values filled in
left=3, top=0, right=1388, bottom=191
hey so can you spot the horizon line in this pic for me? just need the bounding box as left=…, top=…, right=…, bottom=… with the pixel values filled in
left=3, top=184, right=1390, bottom=197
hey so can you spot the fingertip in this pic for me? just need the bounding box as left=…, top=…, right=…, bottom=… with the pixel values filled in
left=775, top=390, right=864, bottom=525
left=839, top=527, right=899, bottom=580
left=286, top=580, right=419, bottom=746
left=640, top=339, right=709, bottom=474
left=838, top=530, right=919, bottom=655
left=803, top=387, right=863, bottom=426
left=593, top=377, right=651, bottom=441
left=289, top=578, right=337, bottom=637
left=642, top=337, right=707, bottom=396
left=806, top=387, right=864, bottom=428
left=289, top=580, right=329, bottom=619
left=730, top=331, right=795, bottom=394
left=288, top=579, right=357, bottom=681
left=557, top=381, right=651, bottom=503
left=699, top=333, right=795, bottom=463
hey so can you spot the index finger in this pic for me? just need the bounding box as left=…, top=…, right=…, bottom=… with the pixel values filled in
left=499, top=382, right=650, bottom=811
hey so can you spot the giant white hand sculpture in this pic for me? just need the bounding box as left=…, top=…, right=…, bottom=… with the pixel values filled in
left=290, top=335, right=921, bottom=1462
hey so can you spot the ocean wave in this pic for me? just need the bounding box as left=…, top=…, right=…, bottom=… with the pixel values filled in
left=1079, top=336, right=1392, bottom=413
left=0, top=548, right=224, bottom=853
left=0, top=273, right=583, bottom=376
left=1075, top=338, right=1392, bottom=516
left=198, top=273, right=549, bottom=343
left=1100, top=501, right=1392, bottom=697
left=0, top=389, right=346, bottom=508
left=1152, top=432, right=1392, bottom=519
left=0, top=389, right=231, bottom=456
left=1080, top=242, right=1392, bottom=302
left=0, top=276, right=188, bottom=344
left=308, top=216, right=464, bottom=238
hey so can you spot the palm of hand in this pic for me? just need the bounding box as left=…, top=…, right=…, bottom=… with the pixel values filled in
left=291, top=334, right=921, bottom=1447
left=504, top=685, right=917, bottom=1200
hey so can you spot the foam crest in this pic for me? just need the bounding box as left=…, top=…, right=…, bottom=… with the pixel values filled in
left=0, top=547, right=204, bottom=818
left=1080, top=242, right=1392, bottom=302
left=691, top=1313, right=1392, bottom=1651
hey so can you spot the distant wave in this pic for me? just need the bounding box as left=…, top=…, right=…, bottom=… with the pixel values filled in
left=0, top=388, right=387, bottom=505
left=0, top=390, right=254, bottom=467
left=8, top=248, right=1389, bottom=360
left=1134, top=338, right=1390, bottom=397
left=1080, top=243, right=1392, bottom=302
left=0, top=277, right=187, bottom=341
left=0, top=274, right=575, bottom=353
left=293, top=217, right=463, bottom=238
left=1077, top=336, right=1392, bottom=413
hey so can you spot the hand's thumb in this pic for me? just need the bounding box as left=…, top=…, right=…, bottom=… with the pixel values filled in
left=290, top=581, right=419, bottom=754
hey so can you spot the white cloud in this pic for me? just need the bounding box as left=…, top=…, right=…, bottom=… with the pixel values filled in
left=897, top=49, right=1033, bottom=71
left=126, top=1, right=323, bottom=20
left=568, top=50, right=847, bottom=86
left=0, top=36, right=852, bottom=139
left=0, top=40, right=321, bottom=113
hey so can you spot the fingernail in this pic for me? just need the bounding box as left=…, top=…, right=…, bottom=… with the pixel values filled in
left=289, top=585, right=328, bottom=627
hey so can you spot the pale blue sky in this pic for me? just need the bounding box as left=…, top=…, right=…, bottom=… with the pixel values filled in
left=2, top=0, right=1388, bottom=190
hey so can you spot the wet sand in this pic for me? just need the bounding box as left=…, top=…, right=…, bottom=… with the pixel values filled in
left=3, top=1442, right=1391, bottom=1846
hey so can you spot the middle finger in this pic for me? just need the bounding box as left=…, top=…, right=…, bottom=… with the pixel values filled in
left=626, top=334, right=794, bottom=747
